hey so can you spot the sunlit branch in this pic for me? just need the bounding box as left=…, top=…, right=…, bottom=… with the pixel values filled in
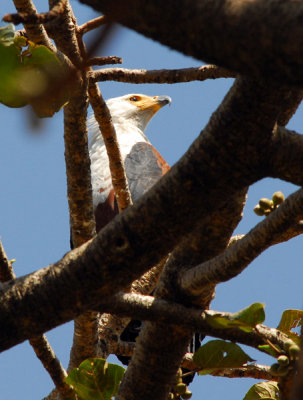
left=11, top=0, right=55, bottom=49
left=4, top=0, right=67, bottom=25
left=78, top=15, right=109, bottom=34
left=91, top=65, right=235, bottom=84
left=180, top=189, right=303, bottom=296
left=85, top=56, right=122, bottom=66
left=88, top=80, right=133, bottom=212
left=98, top=293, right=291, bottom=354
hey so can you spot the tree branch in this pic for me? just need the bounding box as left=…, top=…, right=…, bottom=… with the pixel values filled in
left=78, top=15, right=108, bottom=34
left=88, top=80, right=133, bottom=212
left=0, top=78, right=290, bottom=352
left=80, top=0, right=303, bottom=85
left=182, top=353, right=275, bottom=381
left=48, top=0, right=98, bottom=372
left=269, top=126, right=303, bottom=186
left=85, top=56, right=122, bottom=66
left=101, top=293, right=291, bottom=356
left=180, top=188, right=303, bottom=295
left=4, top=0, right=67, bottom=25
left=0, top=239, right=74, bottom=399
left=91, top=65, right=235, bottom=84
left=11, top=0, right=55, bottom=48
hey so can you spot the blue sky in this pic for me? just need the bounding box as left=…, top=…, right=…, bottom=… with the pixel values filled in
left=0, top=1, right=302, bottom=399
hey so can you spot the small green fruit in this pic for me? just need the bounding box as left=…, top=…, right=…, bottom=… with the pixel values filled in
left=254, top=205, right=265, bottom=216
left=277, top=355, right=289, bottom=366
left=289, top=344, right=300, bottom=360
left=270, top=363, right=288, bottom=376
left=176, top=383, right=187, bottom=395
left=182, top=391, right=192, bottom=399
left=264, top=209, right=272, bottom=216
left=259, top=198, right=273, bottom=210
left=272, top=191, right=285, bottom=206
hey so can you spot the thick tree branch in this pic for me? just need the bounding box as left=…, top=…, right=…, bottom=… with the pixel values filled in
left=0, top=78, right=289, bottom=352
left=115, top=190, right=247, bottom=400
left=276, top=90, right=303, bottom=127
left=100, top=292, right=291, bottom=353
left=91, top=65, right=235, bottom=84
left=80, top=0, right=303, bottom=85
left=180, top=188, right=303, bottom=295
left=48, top=0, right=98, bottom=372
left=269, top=126, right=303, bottom=186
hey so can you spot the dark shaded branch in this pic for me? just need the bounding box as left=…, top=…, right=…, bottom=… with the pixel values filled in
left=91, top=65, right=235, bottom=84
left=115, top=190, right=246, bottom=400
left=277, top=90, right=303, bottom=127
left=80, top=0, right=303, bottom=85
left=290, top=333, right=303, bottom=400
left=180, top=188, right=303, bottom=295
left=269, top=126, right=303, bottom=186
left=0, top=78, right=289, bottom=352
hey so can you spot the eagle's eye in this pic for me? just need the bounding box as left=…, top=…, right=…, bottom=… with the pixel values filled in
left=129, top=96, right=140, bottom=102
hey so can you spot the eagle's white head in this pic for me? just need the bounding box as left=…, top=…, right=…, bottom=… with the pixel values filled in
left=89, top=93, right=172, bottom=209
left=106, top=93, right=172, bottom=133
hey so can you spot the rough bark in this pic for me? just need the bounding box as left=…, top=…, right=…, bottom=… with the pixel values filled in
left=79, top=0, right=303, bottom=85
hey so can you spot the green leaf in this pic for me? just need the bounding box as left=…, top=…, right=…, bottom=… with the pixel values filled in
left=193, top=340, right=254, bottom=375
left=206, top=303, right=265, bottom=332
left=277, top=309, right=303, bottom=333
left=0, top=28, right=67, bottom=115
left=66, top=358, right=125, bottom=400
left=243, top=381, right=280, bottom=400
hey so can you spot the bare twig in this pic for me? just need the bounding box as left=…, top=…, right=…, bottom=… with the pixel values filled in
left=85, top=56, right=122, bottom=66
left=11, top=0, right=55, bottom=49
left=88, top=80, right=133, bottom=212
left=180, top=188, right=303, bottom=296
left=78, top=15, right=109, bottom=35
left=4, top=0, right=67, bottom=25
left=91, top=65, right=235, bottom=84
